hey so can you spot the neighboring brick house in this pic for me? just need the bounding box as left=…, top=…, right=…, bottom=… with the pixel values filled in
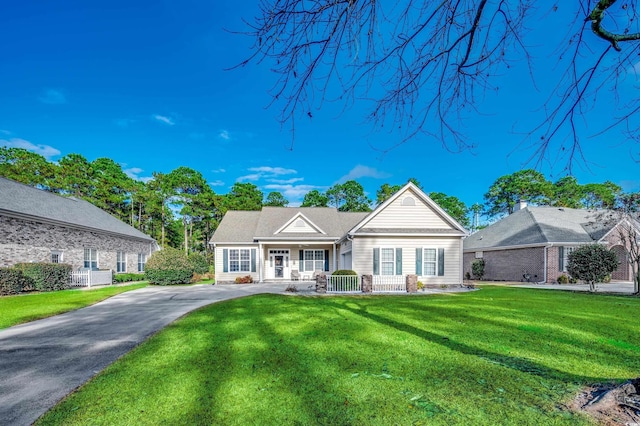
left=463, top=204, right=635, bottom=283
left=0, top=177, right=158, bottom=272
left=211, top=182, right=467, bottom=285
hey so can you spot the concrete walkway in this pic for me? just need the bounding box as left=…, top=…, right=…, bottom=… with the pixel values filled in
left=0, top=283, right=292, bottom=426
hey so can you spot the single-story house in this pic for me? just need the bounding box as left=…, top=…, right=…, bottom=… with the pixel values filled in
left=0, top=176, right=158, bottom=272
left=210, top=182, right=467, bottom=284
left=463, top=203, right=635, bottom=283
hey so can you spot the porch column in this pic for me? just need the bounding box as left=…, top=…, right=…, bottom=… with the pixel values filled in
left=258, top=242, right=263, bottom=283
left=333, top=242, right=337, bottom=272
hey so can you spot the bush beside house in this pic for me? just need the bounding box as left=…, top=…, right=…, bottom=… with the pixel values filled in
left=14, top=263, right=71, bottom=292
left=145, top=248, right=195, bottom=285
left=0, top=268, right=34, bottom=296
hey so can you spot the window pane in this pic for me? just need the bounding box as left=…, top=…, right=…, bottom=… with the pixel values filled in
left=424, top=263, right=436, bottom=275
left=315, top=260, right=324, bottom=271
left=381, top=248, right=394, bottom=262
left=305, top=260, right=314, bottom=271
left=314, top=250, right=323, bottom=260
left=305, top=250, right=314, bottom=261
left=424, top=249, right=436, bottom=261
left=381, top=263, right=394, bottom=275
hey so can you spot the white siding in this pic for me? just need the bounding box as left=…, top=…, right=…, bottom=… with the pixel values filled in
left=365, top=188, right=451, bottom=229
left=351, top=236, right=462, bottom=285
left=214, top=245, right=260, bottom=283
left=279, top=218, right=320, bottom=233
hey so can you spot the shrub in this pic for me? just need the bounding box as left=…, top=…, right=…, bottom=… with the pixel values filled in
left=14, top=263, right=71, bottom=291
left=285, top=284, right=298, bottom=292
left=557, top=274, right=569, bottom=284
left=417, top=281, right=425, bottom=290
left=235, top=275, right=254, bottom=284
left=113, top=273, right=145, bottom=283
left=145, top=248, right=193, bottom=285
left=471, top=259, right=485, bottom=280
left=0, top=268, right=33, bottom=296
left=465, top=272, right=471, bottom=280
left=567, top=244, right=618, bottom=291
left=188, top=252, right=209, bottom=274
left=332, top=269, right=358, bottom=276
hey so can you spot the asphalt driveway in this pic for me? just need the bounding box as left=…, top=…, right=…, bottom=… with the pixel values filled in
left=0, top=283, right=291, bottom=426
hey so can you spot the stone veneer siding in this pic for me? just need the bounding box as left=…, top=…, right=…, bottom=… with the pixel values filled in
left=0, top=215, right=156, bottom=272
left=463, top=246, right=545, bottom=282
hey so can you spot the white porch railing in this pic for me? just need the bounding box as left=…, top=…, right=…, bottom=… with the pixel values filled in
left=372, top=275, right=406, bottom=293
left=70, top=270, right=113, bottom=287
left=327, top=274, right=361, bottom=293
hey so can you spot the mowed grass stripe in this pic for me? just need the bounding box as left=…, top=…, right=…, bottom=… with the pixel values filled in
left=38, top=286, right=640, bottom=425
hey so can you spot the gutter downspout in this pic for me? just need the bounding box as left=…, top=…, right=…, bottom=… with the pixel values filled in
left=538, top=244, right=553, bottom=284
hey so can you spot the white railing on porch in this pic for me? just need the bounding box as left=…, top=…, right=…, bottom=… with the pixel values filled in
left=70, top=270, right=113, bottom=287
left=372, top=275, right=405, bottom=293
left=327, top=274, right=361, bottom=293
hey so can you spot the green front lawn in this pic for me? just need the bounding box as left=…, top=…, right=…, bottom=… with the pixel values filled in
left=0, top=283, right=148, bottom=329
left=39, top=287, right=640, bottom=425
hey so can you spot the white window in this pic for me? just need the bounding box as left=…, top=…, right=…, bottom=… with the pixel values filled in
left=84, top=248, right=98, bottom=269
left=138, top=253, right=146, bottom=272
left=381, top=248, right=395, bottom=275
left=117, top=251, right=126, bottom=273
left=562, top=247, right=576, bottom=272
left=230, top=249, right=251, bottom=272
left=51, top=251, right=63, bottom=264
left=304, top=249, right=324, bottom=271
left=423, top=248, right=437, bottom=276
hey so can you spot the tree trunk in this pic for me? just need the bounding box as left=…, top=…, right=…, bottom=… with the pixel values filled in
left=183, top=216, right=189, bottom=255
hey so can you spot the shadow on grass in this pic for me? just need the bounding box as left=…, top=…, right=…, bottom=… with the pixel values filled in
left=324, top=299, right=628, bottom=385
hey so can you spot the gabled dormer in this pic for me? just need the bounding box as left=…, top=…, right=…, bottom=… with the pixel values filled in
left=274, top=212, right=327, bottom=235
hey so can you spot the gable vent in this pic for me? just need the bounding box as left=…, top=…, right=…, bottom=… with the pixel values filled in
left=295, top=219, right=306, bottom=227
left=402, top=197, right=415, bottom=206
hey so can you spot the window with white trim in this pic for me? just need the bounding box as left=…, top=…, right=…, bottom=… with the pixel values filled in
left=381, top=248, right=395, bottom=275
left=84, top=248, right=98, bottom=269
left=304, top=249, right=324, bottom=271
left=51, top=251, right=63, bottom=264
left=138, top=253, right=146, bottom=272
left=562, top=247, right=576, bottom=272
left=230, top=249, right=251, bottom=272
left=117, top=251, right=126, bottom=273
left=423, top=248, right=437, bottom=276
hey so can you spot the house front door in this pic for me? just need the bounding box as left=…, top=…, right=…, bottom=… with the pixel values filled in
left=274, top=255, right=284, bottom=278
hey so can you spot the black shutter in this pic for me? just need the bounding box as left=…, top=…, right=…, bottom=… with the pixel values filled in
left=415, top=248, right=422, bottom=275
left=558, top=246, right=564, bottom=271
left=223, top=249, right=228, bottom=273
left=396, top=248, right=402, bottom=275
left=373, top=248, right=380, bottom=275
left=251, top=249, right=257, bottom=272
left=324, top=249, right=329, bottom=271
left=299, top=250, right=304, bottom=272
left=438, top=248, right=445, bottom=276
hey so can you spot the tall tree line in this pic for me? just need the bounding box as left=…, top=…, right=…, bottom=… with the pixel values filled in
left=1, top=148, right=637, bottom=246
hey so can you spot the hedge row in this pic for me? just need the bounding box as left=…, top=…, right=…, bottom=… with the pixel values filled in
left=0, top=268, right=34, bottom=296
left=14, top=263, right=72, bottom=292
left=113, top=273, right=146, bottom=283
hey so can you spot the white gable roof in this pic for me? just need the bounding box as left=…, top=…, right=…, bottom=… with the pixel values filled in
left=274, top=212, right=326, bottom=234
left=347, top=182, right=467, bottom=236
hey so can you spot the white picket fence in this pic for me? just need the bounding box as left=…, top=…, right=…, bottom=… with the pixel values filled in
left=69, top=270, right=113, bottom=287
left=372, top=275, right=406, bottom=293
left=327, top=275, right=361, bottom=293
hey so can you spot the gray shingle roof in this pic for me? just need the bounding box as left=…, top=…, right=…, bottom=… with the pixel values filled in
left=0, top=177, right=155, bottom=241
left=463, top=206, right=614, bottom=250
left=210, top=207, right=368, bottom=243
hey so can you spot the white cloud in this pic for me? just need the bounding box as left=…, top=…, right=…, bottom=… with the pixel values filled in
left=123, top=167, right=153, bottom=182
left=248, top=166, right=297, bottom=176
left=267, top=177, right=304, bottom=185
left=211, top=168, right=226, bottom=173
left=38, top=89, right=67, bottom=105
left=237, top=173, right=262, bottom=182
left=336, top=165, right=390, bottom=183
left=1, top=138, right=61, bottom=159
left=218, top=130, right=231, bottom=140
left=0, top=129, right=10, bottom=135
left=209, top=180, right=225, bottom=187
left=264, top=183, right=326, bottom=202
left=152, top=114, right=175, bottom=126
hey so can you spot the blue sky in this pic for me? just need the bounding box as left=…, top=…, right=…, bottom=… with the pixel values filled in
left=1, top=1, right=638, bottom=209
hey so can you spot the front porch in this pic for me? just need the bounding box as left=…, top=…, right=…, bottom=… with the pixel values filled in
left=257, top=242, right=339, bottom=282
